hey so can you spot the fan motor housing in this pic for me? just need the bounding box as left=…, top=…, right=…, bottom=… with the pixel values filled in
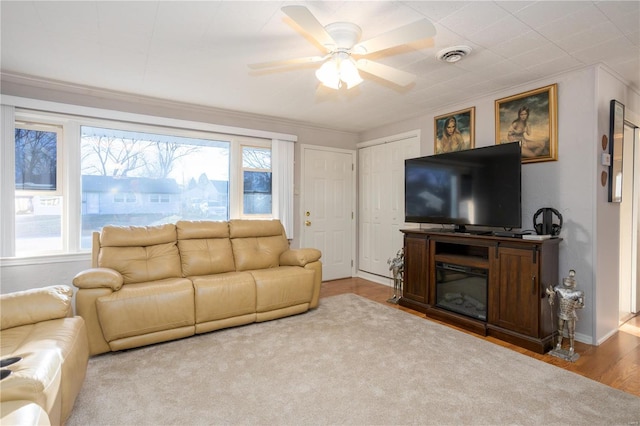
left=324, top=22, right=362, bottom=49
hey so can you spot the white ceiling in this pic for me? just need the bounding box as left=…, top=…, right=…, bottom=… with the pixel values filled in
left=1, top=1, right=639, bottom=133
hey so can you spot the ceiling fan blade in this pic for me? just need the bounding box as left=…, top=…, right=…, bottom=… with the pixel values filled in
left=356, top=59, right=416, bottom=87
left=248, top=56, right=327, bottom=70
left=354, top=19, right=436, bottom=54
left=281, top=5, right=336, bottom=50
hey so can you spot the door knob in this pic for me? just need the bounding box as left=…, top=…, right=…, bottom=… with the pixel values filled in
left=305, top=220, right=311, bottom=226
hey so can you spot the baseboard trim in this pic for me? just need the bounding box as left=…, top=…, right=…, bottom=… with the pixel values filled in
left=357, top=270, right=392, bottom=287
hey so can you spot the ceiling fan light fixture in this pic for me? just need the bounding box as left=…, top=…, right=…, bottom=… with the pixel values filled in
left=316, top=54, right=362, bottom=90
left=316, top=60, right=341, bottom=89
left=339, top=57, right=363, bottom=88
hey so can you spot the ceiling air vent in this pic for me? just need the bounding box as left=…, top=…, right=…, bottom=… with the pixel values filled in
left=436, top=46, right=472, bottom=63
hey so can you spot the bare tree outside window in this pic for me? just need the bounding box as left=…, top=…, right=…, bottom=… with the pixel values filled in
left=14, top=125, right=63, bottom=255
left=149, top=140, right=201, bottom=179
left=81, top=134, right=151, bottom=177
left=15, top=128, right=58, bottom=190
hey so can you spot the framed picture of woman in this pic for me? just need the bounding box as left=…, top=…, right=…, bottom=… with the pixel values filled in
left=495, top=84, right=558, bottom=163
left=434, top=107, right=475, bottom=154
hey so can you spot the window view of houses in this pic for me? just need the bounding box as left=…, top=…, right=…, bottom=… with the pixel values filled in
left=15, top=125, right=272, bottom=254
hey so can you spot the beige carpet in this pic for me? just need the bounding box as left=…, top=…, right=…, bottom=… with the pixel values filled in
left=67, top=294, right=640, bottom=425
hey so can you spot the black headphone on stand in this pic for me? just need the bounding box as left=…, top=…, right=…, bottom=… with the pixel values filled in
left=533, top=207, right=563, bottom=236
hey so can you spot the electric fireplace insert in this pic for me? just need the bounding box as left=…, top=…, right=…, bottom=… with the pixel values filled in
left=435, top=262, right=488, bottom=321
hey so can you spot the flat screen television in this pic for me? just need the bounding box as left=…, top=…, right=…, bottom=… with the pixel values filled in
left=404, top=141, right=521, bottom=231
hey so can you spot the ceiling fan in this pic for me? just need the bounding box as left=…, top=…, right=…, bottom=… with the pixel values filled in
left=249, top=5, right=436, bottom=90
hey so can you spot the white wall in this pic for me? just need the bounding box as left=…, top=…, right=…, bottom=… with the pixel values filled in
left=594, top=67, right=640, bottom=344
left=360, top=65, right=640, bottom=345
left=0, top=257, right=89, bottom=294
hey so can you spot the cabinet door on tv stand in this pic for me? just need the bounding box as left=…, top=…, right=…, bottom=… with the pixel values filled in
left=489, top=246, right=539, bottom=337
left=402, top=234, right=428, bottom=308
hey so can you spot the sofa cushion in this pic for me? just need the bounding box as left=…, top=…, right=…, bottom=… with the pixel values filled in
left=100, top=223, right=176, bottom=247
left=99, top=242, right=181, bottom=284
left=250, top=266, right=315, bottom=312
left=176, top=220, right=229, bottom=239
left=179, top=238, right=236, bottom=276
left=96, top=278, right=195, bottom=342
left=231, top=236, right=289, bottom=271
left=177, top=221, right=235, bottom=276
left=191, top=272, right=256, bottom=323
left=229, top=219, right=285, bottom=238
left=97, top=224, right=181, bottom=284
left=1, top=286, right=72, bottom=331
left=229, top=219, right=288, bottom=271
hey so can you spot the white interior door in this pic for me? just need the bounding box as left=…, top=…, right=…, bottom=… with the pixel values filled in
left=358, top=132, right=420, bottom=280
left=301, top=145, right=355, bottom=281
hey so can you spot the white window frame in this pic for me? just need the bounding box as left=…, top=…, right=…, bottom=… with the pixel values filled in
left=0, top=96, right=296, bottom=261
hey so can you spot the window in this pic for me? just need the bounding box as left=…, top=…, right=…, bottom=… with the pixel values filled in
left=149, top=194, right=170, bottom=203
left=14, top=123, right=63, bottom=255
left=15, top=126, right=59, bottom=191
left=113, top=193, right=137, bottom=203
left=1, top=102, right=291, bottom=259
left=80, top=126, right=231, bottom=249
left=242, top=145, right=272, bottom=216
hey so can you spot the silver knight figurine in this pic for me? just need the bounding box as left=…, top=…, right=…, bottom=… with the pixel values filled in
left=546, top=269, right=584, bottom=361
left=387, top=248, right=404, bottom=304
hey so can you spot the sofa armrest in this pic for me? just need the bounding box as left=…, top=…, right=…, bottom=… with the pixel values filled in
left=0, top=285, right=73, bottom=330
left=72, top=268, right=124, bottom=291
left=279, top=248, right=322, bottom=267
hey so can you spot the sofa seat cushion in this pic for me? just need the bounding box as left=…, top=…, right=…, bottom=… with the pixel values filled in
left=96, top=278, right=195, bottom=342
left=191, top=272, right=256, bottom=324
left=250, top=266, right=315, bottom=313
left=1, top=318, right=86, bottom=362
left=0, top=350, right=62, bottom=423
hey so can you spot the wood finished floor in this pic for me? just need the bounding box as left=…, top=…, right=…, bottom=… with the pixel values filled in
left=320, top=277, right=640, bottom=398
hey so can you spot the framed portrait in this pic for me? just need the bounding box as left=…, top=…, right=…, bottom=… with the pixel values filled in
left=434, top=107, right=475, bottom=154
left=495, top=84, right=558, bottom=163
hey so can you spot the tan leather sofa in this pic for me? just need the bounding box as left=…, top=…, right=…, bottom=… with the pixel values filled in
left=0, top=285, right=89, bottom=426
left=73, top=219, right=322, bottom=356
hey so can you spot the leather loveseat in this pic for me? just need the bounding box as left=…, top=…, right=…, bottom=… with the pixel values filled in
left=73, top=219, right=322, bottom=356
left=0, top=285, right=89, bottom=426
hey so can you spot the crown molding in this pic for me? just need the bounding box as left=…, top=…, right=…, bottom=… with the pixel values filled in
left=0, top=72, right=357, bottom=136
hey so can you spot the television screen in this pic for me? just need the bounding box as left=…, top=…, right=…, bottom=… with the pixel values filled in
left=404, top=142, right=521, bottom=230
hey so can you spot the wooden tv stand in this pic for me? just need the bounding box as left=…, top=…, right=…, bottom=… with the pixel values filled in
left=400, top=229, right=561, bottom=354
